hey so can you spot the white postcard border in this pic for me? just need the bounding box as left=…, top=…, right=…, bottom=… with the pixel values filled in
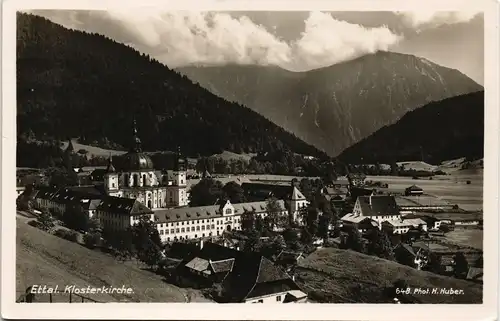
left=2, top=0, right=498, bottom=320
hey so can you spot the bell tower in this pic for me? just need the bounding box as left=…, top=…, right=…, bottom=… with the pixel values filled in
left=172, top=146, right=187, bottom=206
left=104, top=154, right=119, bottom=195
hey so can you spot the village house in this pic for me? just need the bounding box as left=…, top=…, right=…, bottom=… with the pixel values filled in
left=171, top=242, right=308, bottom=303
left=95, top=196, right=154, bottom=231
left=404, top=185, right=424, bottom=196
left=341, top=195, right=402, bottom=229
left=393, top=242, right=429, bottom=270
left=274, top=250, right=306, bottom=272
left=381, top=218, right=428, bottom=234
left=466, top=267, right=483, bottom=283
left=340, top=215, right=379, bottom=234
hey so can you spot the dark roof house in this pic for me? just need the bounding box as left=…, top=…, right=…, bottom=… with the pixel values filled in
left=221, top=251, right=305, bottom=303
left=96, top=196, right=153, bottom=215
left=356, top=195, right=400, bottom=217
left=405, top=185, right=424, bottom=195
left=466, top=267, right=483, bottom=282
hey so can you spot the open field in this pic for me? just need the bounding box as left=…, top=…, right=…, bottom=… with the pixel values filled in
left=60, top=140, right=126, bottom=157
left=441, top=229, right=483, bottom=250
left=295, top=248, right=482, bottom=304
left=369, top=172, right=483, bottom=211
left=16, top=218, right=211, bottom=302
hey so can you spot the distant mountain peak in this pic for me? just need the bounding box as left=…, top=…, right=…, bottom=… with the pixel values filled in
left=177, top=51, right=482, bottom=156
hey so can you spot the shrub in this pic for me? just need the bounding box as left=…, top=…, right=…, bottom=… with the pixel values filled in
left=83, top=231, right=101, bottom=249
left=54, top=228, right=79, bottom=242
left=27, top=220, right=43, bottom=229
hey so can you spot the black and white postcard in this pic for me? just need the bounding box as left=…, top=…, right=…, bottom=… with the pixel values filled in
left=1, top=0, right=498, bottom=320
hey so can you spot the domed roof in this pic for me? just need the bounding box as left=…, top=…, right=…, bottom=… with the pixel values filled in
left=122, top=152, right=154, bottom=171
left=121, top=119, right=154, bottom=171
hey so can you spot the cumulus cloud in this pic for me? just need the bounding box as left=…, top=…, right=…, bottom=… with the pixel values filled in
left=33, top=10, right=402, bottom=70
left=396, top=11, right=481, bottom=30
left=291, top=11, right=401, bottom=69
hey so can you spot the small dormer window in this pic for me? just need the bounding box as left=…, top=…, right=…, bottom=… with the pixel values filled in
left=225, top=208, right=232, bottom=215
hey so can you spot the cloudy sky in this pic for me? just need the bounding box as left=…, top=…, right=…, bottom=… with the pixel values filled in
left=30, top=10, right=484, bottom=84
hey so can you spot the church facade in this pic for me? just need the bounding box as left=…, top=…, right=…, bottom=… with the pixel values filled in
left=102, top=120, right=188, bottom=209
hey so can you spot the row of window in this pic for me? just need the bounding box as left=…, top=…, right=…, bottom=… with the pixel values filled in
left=159, top=224, right=221, bottom=234
left=158, top=217, right=240, bottom=227
left=161, top=231, right=218, bottom=242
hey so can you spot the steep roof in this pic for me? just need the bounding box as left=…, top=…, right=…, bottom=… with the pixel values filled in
left=96, top=196, right=153, bottom=215
left=185, top=257, right=210, bottom=272
left=466, top=267, right=483, bottom=281
left=80, top=199, right=102, bottom=211
left=291, top=186, right=306, bottom=201
left=222, top=251, right=301, bottom=302
left=210, top=259, right=235, bottom=273
left=396, top=243, right=417, bottom=257
left=357, top=195, right=399, bottom=217
left=406, top=185, right=423, bottom=191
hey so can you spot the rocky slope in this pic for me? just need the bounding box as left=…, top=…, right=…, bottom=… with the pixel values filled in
left=177, top=52, right=483, bottom=156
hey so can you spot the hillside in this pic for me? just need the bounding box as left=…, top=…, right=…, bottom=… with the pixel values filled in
left=16, top=13, right=324, bottom=158
left=177, top=53, right=482, bottom=156
left=296, top=248, right=482, bottom=303
left=16, top=217, right=211, bottom=302
left=337, top=91, right=484, bottom=164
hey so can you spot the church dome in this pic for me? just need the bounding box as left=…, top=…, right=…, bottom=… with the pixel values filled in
left=121, top=119, right=154, bottom=171
left=122, top=152, right=154, bottom=171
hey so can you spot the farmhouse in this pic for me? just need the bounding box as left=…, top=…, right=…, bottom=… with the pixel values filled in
left=172, top=242, right=307, bottom=303
left=220, top=250, right=307, bottom=303
left=382, top=218, right=428, bottom=234
left=405, top=185, right=424, bottom=196
left=274, top=250, right=305, bottom=272
left=340, top=215, right=379, bottom=233
left=345, top=195, right=402, bottom=228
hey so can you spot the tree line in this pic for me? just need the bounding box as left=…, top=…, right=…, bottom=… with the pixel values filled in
left=17, top=13, right=326, bottom=159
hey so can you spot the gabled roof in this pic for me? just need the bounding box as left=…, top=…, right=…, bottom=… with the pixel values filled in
left=80, top=199, right=102, bottom=211
left=291, top=186, right=306, bottom=201
left=96, top=196, right=153, bottom=215
left=185, top=257, right=210, bottom=272
left=406, top=185, right=423, bottom=191
left=222, top=251, right=301, bottom=302
left=466, top=267, right=483, bottom=281
left=276, top=250, right=304, bottom=262
left=395, top=243, right=416, bottom=257
left=210, top=259, right=235, bottom=273
left=357, top=195, right=399, bottom=217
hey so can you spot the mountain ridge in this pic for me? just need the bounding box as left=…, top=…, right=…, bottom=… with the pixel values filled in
left=177, top=51, right=483, bottom=156
left=337, top=91, right=484, bottom=165
left=16, top=13, right=326, bottom=158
